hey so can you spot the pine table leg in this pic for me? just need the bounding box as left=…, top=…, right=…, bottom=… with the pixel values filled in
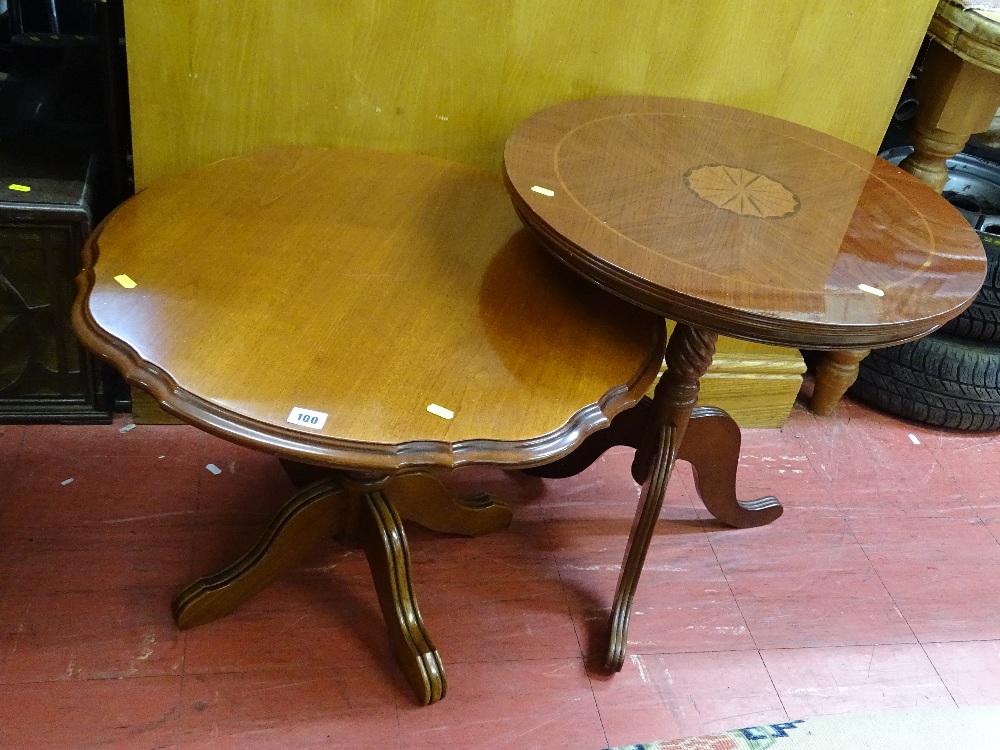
left=899, top=40, right=1000, bottom=193
left=811, top=348, right=870, bottom=416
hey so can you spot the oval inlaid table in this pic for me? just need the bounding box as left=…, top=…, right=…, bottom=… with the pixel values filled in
left=503, top=95, right=988, bottom=671
left=72, top=147, right=672, bottom=705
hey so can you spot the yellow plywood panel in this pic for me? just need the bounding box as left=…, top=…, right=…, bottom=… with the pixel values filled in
left=124, top=1, right=936, bottom=189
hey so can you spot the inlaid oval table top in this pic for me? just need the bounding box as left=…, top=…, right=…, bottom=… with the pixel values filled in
left=503, top=96, right=988, bottom=349
left=73, top=146, right=664, bottom=473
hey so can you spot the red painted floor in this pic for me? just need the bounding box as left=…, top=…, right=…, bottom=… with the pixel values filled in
left=1, top=391, right=999, bottom=749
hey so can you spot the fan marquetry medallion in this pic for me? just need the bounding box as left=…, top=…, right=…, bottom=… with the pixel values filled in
left=684, top=164, right=800, bottom=218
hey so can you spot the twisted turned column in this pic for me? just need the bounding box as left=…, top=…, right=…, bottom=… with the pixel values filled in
left=608, top=323, right=718, bottom=670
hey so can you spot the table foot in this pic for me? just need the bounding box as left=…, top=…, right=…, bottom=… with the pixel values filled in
left=172, top=474, right=446, bottom=705
left=606, top=422, right=673, bottom=671
left=172, top=478, right=347, bottom=630
left=680, top=406, right=782, bottom=529
left=360, top=489, right=446, bottom=705
left=524, top=398, right=779, bottom=529
left=386, top=472, right=513, bottom=537
left=811, top=349, right=870, bottom=417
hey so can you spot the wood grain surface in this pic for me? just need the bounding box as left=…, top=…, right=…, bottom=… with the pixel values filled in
left=73, top=147, right=665, bottom=472
left=504, top=96, right=987, bottom=349
left=122, top=1, right=935, bottom=188
left=900, top=39, right=1000, bottom=193
left=121, top=0, right=937, bottom=428
left=929, top=0, right=1000, bottom=72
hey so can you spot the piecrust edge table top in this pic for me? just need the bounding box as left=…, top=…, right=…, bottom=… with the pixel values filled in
left=72, top=146, right=666, bottom=474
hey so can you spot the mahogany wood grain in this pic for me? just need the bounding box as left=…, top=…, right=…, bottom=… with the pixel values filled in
left=676, top=408, right=781, bottom=529
left=171, top=465, right=513, bottom=707
left=281, top=460, right=513, bottom=537
left=600, top=401, right=783, bottom=670
left=524, top=402, right=782, bottom=527
left=505, top=95, right=985, bottom=670
left=172, top=479, right=347, bottom=630
left=74, top=147, right=665, bottom=474
left=504, top=96, right=987, bottom=350
left=385, top=473, right=513, bottom=538
left=606, top=422, right=671, bottom=672
left=360, top=488, right=445, bottom=706
left=74, top=146, right=667, bottom=706
left=123, top=1, right=944, bottom=430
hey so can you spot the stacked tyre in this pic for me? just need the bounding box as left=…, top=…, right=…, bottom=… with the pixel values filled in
left=849, top=231, right=1000, bottom=431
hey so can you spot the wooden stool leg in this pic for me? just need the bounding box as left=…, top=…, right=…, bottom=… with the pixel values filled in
left=811, top=348, right=870, bottom=416
left=172, top=478, right=347, bottom=629
left=899, top=40, right=1000, bottom=192
left=359, top=489, right=446, bottom=705
left=386, top=471, right=513, bottom=537
left=679, top=406, right=783, bottom=528
left=607, top=324, right=717, bottom=671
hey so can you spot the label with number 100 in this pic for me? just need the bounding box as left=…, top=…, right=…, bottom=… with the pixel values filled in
left=286, top=406, right=329, bottom=430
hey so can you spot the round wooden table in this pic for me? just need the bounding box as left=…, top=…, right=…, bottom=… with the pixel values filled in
left=503, top=95, right=988, bottom=670
left=72, top=147, right=669, bottom=704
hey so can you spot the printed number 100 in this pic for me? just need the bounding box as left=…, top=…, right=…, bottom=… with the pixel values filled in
left=297, top=414, right=320, bottom=425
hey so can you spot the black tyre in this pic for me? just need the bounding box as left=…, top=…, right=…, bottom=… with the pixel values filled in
left=849, top=332, right=1000, bottom=431
left=941, top=231, right=1000, bottom=342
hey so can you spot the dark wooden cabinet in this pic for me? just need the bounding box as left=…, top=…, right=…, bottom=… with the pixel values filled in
left=0, top=147, right=112, bottom=422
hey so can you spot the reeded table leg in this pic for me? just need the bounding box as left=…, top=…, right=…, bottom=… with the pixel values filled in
left=359, top=488, right=446, bottom=705
left=172, top=469, right=452, bottom=705
left=525, top=399, right=781, bottom=528
left=172, top=478, right=347, bottom=629
left=606, top=323, right=716, bottom=671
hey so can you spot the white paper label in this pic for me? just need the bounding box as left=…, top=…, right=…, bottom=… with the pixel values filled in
left=426, top=403, right=455, bottom=419
left=287, top=406, right=329, bottom=430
